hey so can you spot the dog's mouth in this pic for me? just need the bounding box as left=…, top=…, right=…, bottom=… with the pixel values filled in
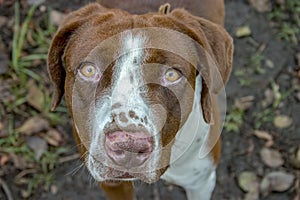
left=87, top=119, right=161, bottom=182
left=105, top=168, right=136, bottom=180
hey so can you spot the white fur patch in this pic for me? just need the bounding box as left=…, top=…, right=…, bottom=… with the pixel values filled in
left=161, top=75, right=216, bottom=200
left=111, top=32, right=148, bottom=125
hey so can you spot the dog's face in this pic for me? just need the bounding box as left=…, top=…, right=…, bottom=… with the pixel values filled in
left=47, top=3, right=233, bottom=183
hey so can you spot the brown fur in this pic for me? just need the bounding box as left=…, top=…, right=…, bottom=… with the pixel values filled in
left=47, top=1, right=233, bottom=199
left=100, top=181, right=134, bottom=200
left=97, top=0, right=225, bottom=25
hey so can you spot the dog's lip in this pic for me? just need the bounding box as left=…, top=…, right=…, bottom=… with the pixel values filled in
left=116, top=172, right=134, bottom=179
left=105, top=168, right=136, bottom=179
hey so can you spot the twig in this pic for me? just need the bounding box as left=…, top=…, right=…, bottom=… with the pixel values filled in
left=0, top=177, right=14, bottom=200
left=14, top=169, right=37, bottom=182
left=59, top=153, right=80, bottom=164
left=255, top=43, right=266, bottom=55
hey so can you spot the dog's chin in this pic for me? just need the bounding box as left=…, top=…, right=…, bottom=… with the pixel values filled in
left=87, top=159, right=162, bottom=183
left=106, top=169, right=161, bottom=184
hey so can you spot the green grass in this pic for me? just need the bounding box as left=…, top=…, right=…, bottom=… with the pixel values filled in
left=23, top=173, right=54, bottom=198
left=7, top=1, right=67, bottom=122
left=224, top=106, right=244, bottom=133
left=253, top=108, right=275, bottom=129
left=268, top=0, right=300, bottom=43
left=12, top=2, right=39, bottom=82
left=0, top=2, right=71, bottom=198
left=253, top=81, right=297, bottom=129
left=0, top=115, right=69, bottom=197
left=235, top=51, right=266, bottom=87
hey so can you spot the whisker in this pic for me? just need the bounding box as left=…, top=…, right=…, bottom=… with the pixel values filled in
left=88, top=173, right=98, bottom=187
left=65, top=162, right=85, bottom=176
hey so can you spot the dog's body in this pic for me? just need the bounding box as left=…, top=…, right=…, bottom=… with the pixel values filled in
left=47, top=1, right=233, bottom=199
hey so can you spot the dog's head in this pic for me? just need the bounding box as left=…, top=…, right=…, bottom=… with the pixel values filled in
left=47, top=3, right=233, bottom=183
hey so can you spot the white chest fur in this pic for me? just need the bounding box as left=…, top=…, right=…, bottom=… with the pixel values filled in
left=161, top=76, right=216, bottom=200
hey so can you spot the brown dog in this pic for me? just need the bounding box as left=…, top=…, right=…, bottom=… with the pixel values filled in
left=47, top=0, right=233, bottom=199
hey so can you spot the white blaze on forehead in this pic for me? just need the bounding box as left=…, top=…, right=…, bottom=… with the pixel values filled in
left=112, top=32, right=146, bottom=106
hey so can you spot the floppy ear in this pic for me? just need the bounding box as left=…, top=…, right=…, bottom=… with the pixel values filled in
left=170, top=9, right=234, bottom=123
left=47, top=3, right=108, bottom=111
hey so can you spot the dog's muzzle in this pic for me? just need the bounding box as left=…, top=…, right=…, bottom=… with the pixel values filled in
left=103, top=103, right=155, bottom=168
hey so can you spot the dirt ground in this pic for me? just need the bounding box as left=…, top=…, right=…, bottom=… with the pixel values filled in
left=0, top=0, right=299, bottom=200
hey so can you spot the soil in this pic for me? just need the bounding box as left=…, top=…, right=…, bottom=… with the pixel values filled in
left=0, top=0, right=299, bottom=200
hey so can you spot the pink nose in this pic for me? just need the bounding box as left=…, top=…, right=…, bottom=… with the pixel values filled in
left=105, top=131, right=153, bottom=167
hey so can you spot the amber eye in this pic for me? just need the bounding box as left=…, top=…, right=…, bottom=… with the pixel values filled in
left=165, top=68, right=181, bottom=83
left=80, top=64, right=96, bottom=78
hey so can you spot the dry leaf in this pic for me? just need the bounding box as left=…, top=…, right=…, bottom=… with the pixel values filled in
left=253, top=130, right=273, bottom=141
left=253, top=130, right=274, bottom=147
left=9, top=153, right=27, bottom=169
left=16, top=116, right=49, bottom=135
left=0, top=16, right=7, bottom=27
left=260, top=171, right=295, bottom=193
left=276, top=0, right=285, bottom=6
left=235, top=96, right=255, bottom=111
left=43, top=129, right=63, bottom=146
left=51, top=185, right=58, bottom=195
left=262, top=89, right=274, bottom=107
left=0, top=154, right=9, bottom=166
left=244, top=191, right=259, bottom=200
left=273, top=115, right=293, bottom=128
left=237, top=171, right=259, bottom=193
left=260, top=147, right=284, bottom=168
left=21, top=189, right=31, bottom=199
left=235, top=26, right=252, bottom=38
left=265, top=59, right=274, bottom=68
left=289, top=146, right=300, bottom=169
left=27, top=79, right=44, bottom=112
left=249, top=0, right=272, bottom=12
left=247, top=139, right=255, bottom=153
left=50, top=10, right=66, bottom=26
left=265, top=140, right=274, bottom=147
left=26, top=136, right=48, bottom=160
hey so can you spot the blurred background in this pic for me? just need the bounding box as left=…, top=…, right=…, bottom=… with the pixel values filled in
left=0, top=0, right=299, bottom=199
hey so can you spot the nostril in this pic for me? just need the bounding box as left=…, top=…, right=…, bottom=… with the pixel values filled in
left=115, top=150, right=124, bottom=155
left=138, top=149, right=150, bottom=154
